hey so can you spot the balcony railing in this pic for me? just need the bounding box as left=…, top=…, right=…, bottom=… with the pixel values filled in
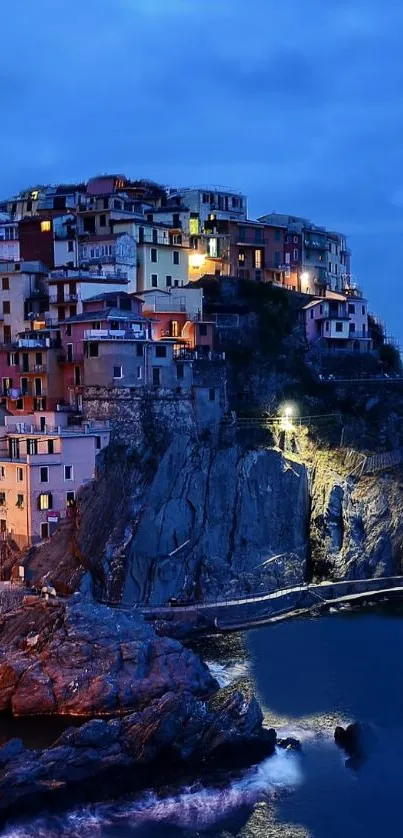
left=304, top=238, right=327, bottom=250
left=3, top=421, right=110, bottom=437
left=50, top=270, right=129, bottom=282
left=84, top=329, right=147, bottom=341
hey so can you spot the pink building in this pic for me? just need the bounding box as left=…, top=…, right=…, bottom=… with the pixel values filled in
left=0, top=411, right=110, bottom=547
left=59, top=295, right=150, bottom=407
left=304, top=291, right=372, bottom=352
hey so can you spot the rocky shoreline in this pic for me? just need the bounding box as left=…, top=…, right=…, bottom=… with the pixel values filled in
left=0, top=689, right=279, bottom=825
left=0, top=594, right=282, bottom=825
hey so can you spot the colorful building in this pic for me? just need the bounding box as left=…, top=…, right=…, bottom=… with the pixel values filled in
left=0, top=411, right=110, bottom=547
left=304, top=291, right=372, bottom=352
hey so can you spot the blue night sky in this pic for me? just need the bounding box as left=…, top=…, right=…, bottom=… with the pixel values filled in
left=1, top=0, right=402, bottom=342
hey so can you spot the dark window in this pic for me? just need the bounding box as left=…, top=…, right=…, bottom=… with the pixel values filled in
left=199, top=324, right=208, bottom=337
left=152, top=228, right=158, bottom=244
left=66, top=324, right=72, bottom=336
left=119, top=297, right=131, bottom=310
left=64, top=465, right=73, bottom=481
left=166, top=275, right=172, bottom=287
left=151, top=248, right=157, bottom=262
left=16, top=493, right=24, bottom=509
left=176, top=363, right=184, bottom=380
left=0, top=492, right=5, bottom=507
left=113, top=199, right=122, bottom=209
left=113, top=365, right=123, bottom=379
left=67, top=240, right=74, bottom=252
left=3, top=301, right=10, bottom=314
left=67, top=344, right=73, bottom=362
left=335, top=322, right=343, bottom=333
left=20, top=375, right=28, bottom=393
left=89, top=343, right=99, bottom=357
left=274, top=230, right=281, bottom=241
left=27, top=439, right=38, bottom=456
left=100, top=214, right=107, bottom=227
left=95, top=436, right=101, bottom=450
left=3, top=326, right=11, bottom=343
left=40, top=467, right=49, bottom=484
left=16, top=398, right=23, bottom=409
left=47, top=440, right=54, bottom=454
left=58, top=306, right=66, bottom=321
left=2, top=277, right=9, bottom=290
left=348, top=303, right=355, bottom=314
left=136, top=344, right=143, bottom=357
left=209, top=388, right=216, bottom=401
left=156, top=345, right=167, bottom=358
left=362, top=305, right=366, bottom=315
left=139, top=227, right=144, bottom=244
left=53, top=195, right=66, bottom=210
left=103, top=198, right=109, bottom=209
left=26, top=200, right=32, bottom=212
left=152, top=367, right=160, bottom=386
left=173, top=251, right=180, bottom=265
left=173, top=213, right=180, bottom=227
left=35, top=352, right=42, bottom=366
left=0, top=519, right=6, bottom=533
left=151, top=274, right=158, bottom=288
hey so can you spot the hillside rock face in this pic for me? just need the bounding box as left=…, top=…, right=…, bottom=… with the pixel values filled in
left=0, top=598, right=216, bottom=716
left=310, top=464, right=403, bottom=580
left=123, top=435, right=310, bottom=604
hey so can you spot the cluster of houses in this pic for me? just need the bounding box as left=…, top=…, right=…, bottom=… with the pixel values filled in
left=0, top=175, right=372, bottom=550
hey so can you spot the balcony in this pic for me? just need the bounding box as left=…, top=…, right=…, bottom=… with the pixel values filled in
left=84, top=328, right=147, bottom=341
left=50, top=270, right=129, bottom=282
left=304, top=238, right=327, bottom=250
left=3, top=421, right=110, bottom=437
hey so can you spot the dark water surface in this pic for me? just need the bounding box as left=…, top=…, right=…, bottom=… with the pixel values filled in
left=5, top=603, right=403, bottom=837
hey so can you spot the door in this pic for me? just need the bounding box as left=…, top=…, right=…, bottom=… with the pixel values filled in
left=152, top=367, right=161, bottom=386
left=35, top=378, right=42, bottom=396
left=67, top=344, right=73, bottom=363
left=74, top=366, right=81, bottom=385
left=22, top=353, right=29, bottom=372
left=40, top=416, right=46, bottom=431
left=40, top=522, right=49, bottom=540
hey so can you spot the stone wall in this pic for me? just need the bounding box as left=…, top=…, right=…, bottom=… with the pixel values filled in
left=83, top=384, right=224, bottom=448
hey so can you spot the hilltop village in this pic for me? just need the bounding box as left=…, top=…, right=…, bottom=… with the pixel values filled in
left=0, top=175, right=398, bottom=555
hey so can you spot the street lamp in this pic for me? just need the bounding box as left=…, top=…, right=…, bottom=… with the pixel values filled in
left=280, top=403, right=295, bottom=431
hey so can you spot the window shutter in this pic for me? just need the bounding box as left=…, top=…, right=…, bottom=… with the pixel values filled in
left=48, top=492, right=53, bottom=510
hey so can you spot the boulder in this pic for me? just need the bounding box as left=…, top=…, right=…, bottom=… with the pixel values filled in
left=0, top=597, right=217, bottom=717
left=334, top=722, right=377, bottom=769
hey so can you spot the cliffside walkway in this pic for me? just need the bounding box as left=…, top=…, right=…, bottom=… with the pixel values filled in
left=133, top=576, right=403, bottom=632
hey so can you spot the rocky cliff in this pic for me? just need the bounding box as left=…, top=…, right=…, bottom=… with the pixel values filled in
left=121, top=435, right=309, bottom=604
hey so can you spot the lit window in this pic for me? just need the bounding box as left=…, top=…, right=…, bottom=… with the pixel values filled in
left=254, top=249, right=262, bottom=269
left=38, top=492, right=52, bottom=511
left=40, top=221, right=51, bottom=233
left=64, top=465, right=73, bottom=481
left=66, top=491, right=75, bottom=507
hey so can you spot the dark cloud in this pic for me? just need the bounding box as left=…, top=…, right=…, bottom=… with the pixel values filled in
left=0, top=0, right=402, bottom=342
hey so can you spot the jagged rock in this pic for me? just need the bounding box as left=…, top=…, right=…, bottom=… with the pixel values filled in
left=0, top=597, right=217, bottom=717
left=277, top=736, right=302, bottom=752
left=123, top=435, right=309, bottom=604
left=310, top=460, right=403, bottom=580
left=0, top=690, right=276, bottom=824
left=335, top=722, right=378, bottom=769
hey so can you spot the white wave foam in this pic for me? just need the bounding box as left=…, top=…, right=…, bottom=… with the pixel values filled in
left=2, top=748, right=302, bottom=836
left=206, top=658, right=250, bottom=687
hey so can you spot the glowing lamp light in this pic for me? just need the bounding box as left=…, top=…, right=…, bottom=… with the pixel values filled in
left=280, top=403, right=295, bottom=431
left=300, top=271, right=310, bottom=283
left=189, top=253, right=206, bottom=270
